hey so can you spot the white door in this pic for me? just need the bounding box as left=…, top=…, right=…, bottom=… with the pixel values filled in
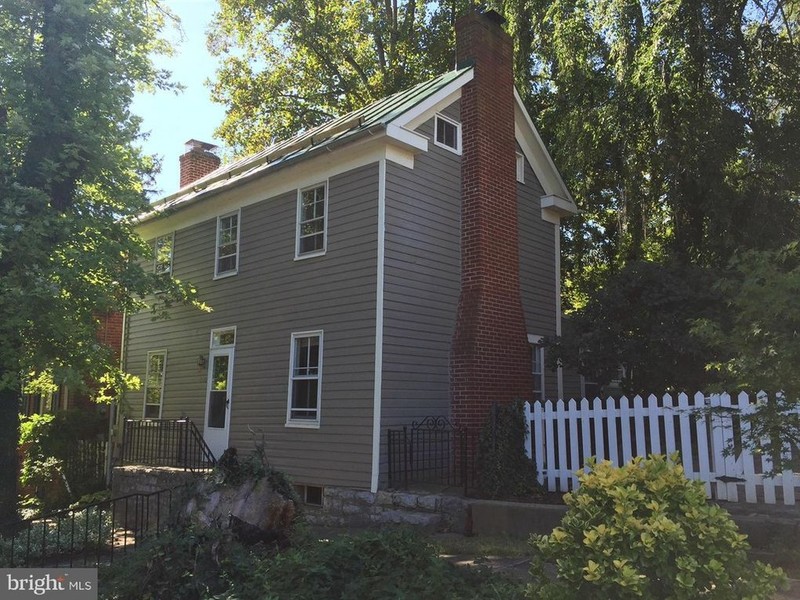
left=204, top=347, right=234, bottom=458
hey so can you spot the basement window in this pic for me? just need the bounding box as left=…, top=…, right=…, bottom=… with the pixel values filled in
left=294, top=484, right=323, bottom=506
left=434, top=114, right=461, bottom=154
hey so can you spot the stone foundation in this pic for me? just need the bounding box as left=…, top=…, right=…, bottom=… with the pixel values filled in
left=305, top=487, right=470, bottom=532
left=111, top=465, right=199, bottom=498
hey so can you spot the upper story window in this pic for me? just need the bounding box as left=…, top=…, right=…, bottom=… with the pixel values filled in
left=516, top=152, right=525, bottom=184
left=215, top=211, right=240, bottom=278
left=286, top=331, right=323, bottom=427
left=144, top=350, right=167, bottom=418
left=296, top=183, right=327, bottom=258
left=434, top=113, right=461, bottom=154
left=154, top=233, right=174, bottom=275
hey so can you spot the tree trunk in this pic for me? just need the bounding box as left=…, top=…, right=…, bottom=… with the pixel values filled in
left=0, top=383, right=20, bottom=534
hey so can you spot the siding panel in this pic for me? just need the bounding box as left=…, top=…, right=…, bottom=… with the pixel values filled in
left=517, top=153, right=560, bottom=398
left=125, top=163, right=379, bottom=488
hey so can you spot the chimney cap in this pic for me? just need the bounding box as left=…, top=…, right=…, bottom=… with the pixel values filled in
left=184, top=139, right=218, bottom=154
left=480, top=8, right=506, bottom=27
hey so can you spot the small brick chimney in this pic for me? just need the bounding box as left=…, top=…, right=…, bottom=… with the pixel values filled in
left=450, top=10, right=533, bottom=432
left=179, top=139, right=220, bottom=188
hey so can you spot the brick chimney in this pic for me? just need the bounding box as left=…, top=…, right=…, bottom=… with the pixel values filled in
left=179, top=139, right=220, bottom=188
left=450, top=9, right=533, bottom=432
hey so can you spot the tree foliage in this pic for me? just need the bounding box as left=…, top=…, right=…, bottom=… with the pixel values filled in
left=554, top=261, right=720, bottom=393
left=527, top=0, right=800, bottom=309
left=209, top=0, right=469, bottom=154
left=692, top=243, right=800, bottom=470
left=0, top=0, right=204, bottom=527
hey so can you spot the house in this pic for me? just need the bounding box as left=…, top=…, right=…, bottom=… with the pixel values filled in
left=121, top=9, right=577, bottom=496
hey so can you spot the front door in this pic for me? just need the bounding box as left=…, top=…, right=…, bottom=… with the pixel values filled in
left=204, top=346, right=234, bottom=458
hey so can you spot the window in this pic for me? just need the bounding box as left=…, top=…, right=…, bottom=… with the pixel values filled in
left=516, top=152, right=525, bottom=183
left=154, top=233, right=174, bottom=275
left=212, top=328, right=236, bottom=348
left=434, top=114, right=461, bottom=154
left=144, top=351, right=167, bottom=418
left=296, top=183, right=327, bottom=258
left=287, top=331, right=323, bottom=426
left=215, top=211, right=240, bottom=277
left=294, top=484, right=323, bottom=506
left=529, top=335, right=545, bottom=402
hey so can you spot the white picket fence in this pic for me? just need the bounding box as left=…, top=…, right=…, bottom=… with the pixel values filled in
left=524, top=392, right=799, bottom=505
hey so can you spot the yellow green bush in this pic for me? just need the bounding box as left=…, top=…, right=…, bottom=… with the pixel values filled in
left=529, top=454, right=786, bottom=599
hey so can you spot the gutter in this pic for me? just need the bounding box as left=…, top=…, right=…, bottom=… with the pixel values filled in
left=137, top=123, right=390, bottom=225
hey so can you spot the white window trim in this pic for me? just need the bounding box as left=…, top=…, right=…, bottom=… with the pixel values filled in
left=143, top=350, right=167, bottom=419
left=210, top=326, right=237, bottom=349
left=154, top=232, right=174, bottom=275
left=214, top=209, right=241, bottom=279
left=516, top=152, right=525, bottom=184
left=286, top=330, right=323, bottom=428
left=433, top=113, right=462, bottom=155
left=528, top=334, right=545, bottom=402
left=294, top=182, right=328, bottom=260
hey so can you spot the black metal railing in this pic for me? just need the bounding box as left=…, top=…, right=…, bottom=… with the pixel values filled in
left=63, top=439, right=107, bottom=491
left=387, top=416, right=475, bottom=493
left=120, top=419, right=216, bottom=471
left=0, top=486, right=184, bottom=568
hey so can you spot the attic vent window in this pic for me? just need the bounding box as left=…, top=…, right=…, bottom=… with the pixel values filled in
left=434, top=114, right=461, bottom=154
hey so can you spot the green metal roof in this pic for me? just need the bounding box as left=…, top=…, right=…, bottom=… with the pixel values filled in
left=142, top=66, right=473, bottom=221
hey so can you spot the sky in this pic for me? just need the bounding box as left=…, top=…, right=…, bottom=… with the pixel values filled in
left=131, top=0, right=226, bottom=199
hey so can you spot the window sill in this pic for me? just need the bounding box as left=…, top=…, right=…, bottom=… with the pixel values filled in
left=285, top=419, right=320, bottom=429
left=294, top=250, right=326, bottom=261
left=433, top=139, right=461, bottom=155
left=213, top=270, right=239, bottom=280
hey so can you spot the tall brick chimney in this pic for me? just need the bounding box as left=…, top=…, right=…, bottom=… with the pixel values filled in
left=179, top=139, right=221, bottom=188
left=450, top=9, right=533, bottom=433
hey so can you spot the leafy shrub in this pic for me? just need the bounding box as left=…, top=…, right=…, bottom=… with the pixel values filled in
left=99, top=527, right=524, bottom=600
left=99, top=524, right=269, bottom=600
left=262, top=528, right=524, bottom=600
left=19, top=410, right=107, bottom=511
left=528, top=454, right=787, bottom=599
left=475, top=400, right=538, bottom=498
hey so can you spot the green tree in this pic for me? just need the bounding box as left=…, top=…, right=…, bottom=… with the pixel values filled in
left=526, top=0, right=800, bottom=311
left=0, top=0, right=203, bottom=529
left=693, top=243, right=800, bottom=472
left=208, top=0, right=466, bottom=153
left=553, top=261, right=721, bottom=394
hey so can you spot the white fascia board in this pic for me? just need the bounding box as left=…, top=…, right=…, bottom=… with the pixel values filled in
left=513, top=89, right=577, bottom=213
left=137, top=136, right=394, bottom=240
left=394, top=69, right=473, bottom=131
left=385, top=123, right=428, bottom=153
left=541, top=194, right=577, bottom=224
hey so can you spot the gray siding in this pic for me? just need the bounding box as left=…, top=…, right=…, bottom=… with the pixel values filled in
left=517, top=155, right=560, bottom=399
left=381, top=105, right=462, bottom=430
left=125, top=163, right=379, bottom=489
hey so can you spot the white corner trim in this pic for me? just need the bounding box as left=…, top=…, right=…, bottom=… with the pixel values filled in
left=554, top=225, right=564, bottom=399
left=370, top=158, right=386, bottom=493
